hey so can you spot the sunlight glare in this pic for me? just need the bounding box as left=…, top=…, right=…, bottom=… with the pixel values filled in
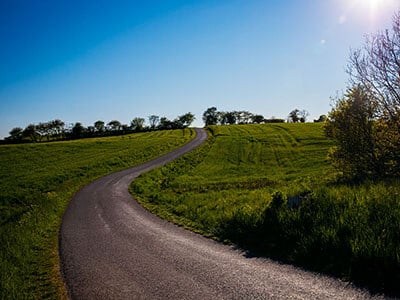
left=340, top=0, right=400, bottom=27
left=369, top=0, right=383, bottom=14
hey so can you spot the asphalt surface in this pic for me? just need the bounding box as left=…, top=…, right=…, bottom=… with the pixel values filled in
left=60, top=128, right=382, bottom=299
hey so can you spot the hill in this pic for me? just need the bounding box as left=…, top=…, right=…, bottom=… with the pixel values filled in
left=131, top=123, right=400, bottom=295
left=0, top=129, right=195, bottom=299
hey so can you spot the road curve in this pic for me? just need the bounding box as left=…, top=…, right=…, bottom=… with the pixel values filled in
left=60, top=128, right=380, bottom=299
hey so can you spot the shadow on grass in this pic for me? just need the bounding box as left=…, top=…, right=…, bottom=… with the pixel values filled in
left=215, top=191, right=400, bottom=298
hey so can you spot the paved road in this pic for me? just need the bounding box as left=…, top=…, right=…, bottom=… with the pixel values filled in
left=60, top=128, right=381, bottom=299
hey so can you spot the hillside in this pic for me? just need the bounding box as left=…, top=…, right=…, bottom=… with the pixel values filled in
left=0, top=129, right=195, bottom=299
left=131, top=123, right=400, bottom=295
left=131, top=123, right=334, bottom=234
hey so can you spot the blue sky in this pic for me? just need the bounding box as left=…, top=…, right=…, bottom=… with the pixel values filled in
left=1, top=0, right=400, bottom=138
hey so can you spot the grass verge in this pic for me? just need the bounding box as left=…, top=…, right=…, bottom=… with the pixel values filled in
left=0, top=128, right=195, bottom=299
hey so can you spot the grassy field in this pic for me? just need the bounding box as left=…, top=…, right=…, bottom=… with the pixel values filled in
left=131, top=123, right=333, bottom=234
left=131, top=123, right=400, bottom=295
left=0, top=128, right=195, bottom=299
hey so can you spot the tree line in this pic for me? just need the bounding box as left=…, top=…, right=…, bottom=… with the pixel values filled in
left=5, top=106, right=324, bottom=144
left=202, top=107, right=325, bottom=125
left=202, top=107, right=285, bottom=126
left=5, top=112, right=195, bottom=143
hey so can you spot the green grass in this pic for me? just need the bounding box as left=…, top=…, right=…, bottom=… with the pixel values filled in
left=0, top=128, right=195, bottom=299
left=131, top=123, right=400, bottom=295
left=131, top=123, right=333, bottom=233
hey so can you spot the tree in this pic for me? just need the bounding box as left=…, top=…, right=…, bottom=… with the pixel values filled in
left=234, top=111, right=253, bottom=124
left=348, top=11, right=400, bottom=120
left=107, top=120, right=122, bottom=132
left=148, top=115, right=160, bottom=130
left=223, top=111, right=236, bottom=125
left=177, top=112, right=195, bottom=128
left=325, top=86, right=384, bottom=179
left=94, top=120, right=105, bottom=133
left=202, top=107, right=219, bottom=126
left=158, top=117, right=174, bottom=130
left=299, top=109, right=309, bottom=123
left=121, top=124, right=130, bottom=133
left=23, top=124, right=38, bottom=142
left=251, top=114, right=265, bottom=124
left=288, top=109, right=300, bottom=123
left=8, top=127, right=23, bottom=142
left=36, top=122, right=50, bottom=141
left=341, top=10, right=400, bottom=177
left=240, top=111, right=253, bottom=124
left=51, top=119, right=65, bottom=139
left=314, top=115, right=327, bottom=123
left=71, top=122, right=85, bottom=139
left=87, top=126, right=96, bottom=136
left=130, top=117, right=145, bottom=132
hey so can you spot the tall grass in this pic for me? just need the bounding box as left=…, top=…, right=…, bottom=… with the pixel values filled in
left=131, top=123, right=400, bottom=294
left=219, top=183, right=400, bottom=293
left=0, top=129, right=194, bottom=299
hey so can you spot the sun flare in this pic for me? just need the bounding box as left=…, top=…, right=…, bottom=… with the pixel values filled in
left=369, top=0, right=383, bottom=14
left=340, top=0, right=400, bottom=25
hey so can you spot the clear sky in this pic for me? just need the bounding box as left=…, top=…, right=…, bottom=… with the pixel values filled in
left=1, top=0, right=400, bottom=138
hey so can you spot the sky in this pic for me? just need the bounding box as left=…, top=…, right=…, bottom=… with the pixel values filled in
left=1, top=0, right=400, bottom=138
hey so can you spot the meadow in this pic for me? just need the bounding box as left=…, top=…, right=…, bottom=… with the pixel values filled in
left=131, top=123, right=400, bottom=294
left=0, top=128, right=195, bottom=299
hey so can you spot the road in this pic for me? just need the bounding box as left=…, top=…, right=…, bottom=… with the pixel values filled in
left=60, top=128, right=381, bottom=299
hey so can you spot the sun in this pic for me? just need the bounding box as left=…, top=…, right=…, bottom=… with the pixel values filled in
left=338, top=0, right=400, bottom=28
left=367, top=0, right=400, bottom=14
left=368, top=0, right=383, bottom=14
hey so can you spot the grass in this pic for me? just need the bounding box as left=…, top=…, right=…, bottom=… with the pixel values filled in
left=131, top=123, right=333, bottom=234
left=0, top=128, right=195, bottom=299
left=131, top=123, right=400, bottom=295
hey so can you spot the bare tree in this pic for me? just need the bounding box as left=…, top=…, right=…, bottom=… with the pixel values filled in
left=299, top=109, right=309, bottom=123
left=346, top=10, right=400, bottom=176
left=348, top=11, right=400, bottom=119
left=148, top=115, right=160, bottom=130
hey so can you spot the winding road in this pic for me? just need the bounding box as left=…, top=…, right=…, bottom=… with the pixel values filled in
left=60, top=128, right=381, bottom=299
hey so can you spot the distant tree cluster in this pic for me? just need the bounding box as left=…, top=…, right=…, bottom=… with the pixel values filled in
left=7, top=119, right=66, bottom=143
left=287, top=109, right=309, bottom=123
left=149, top=112, right=196, bottom=130
left=5, top=112, right=195, bottom=143
left=313, top=115, right=327, bottom=123
left=326, top=11, right=400, bottom=179
left=202, top=107, right=284, bottom=126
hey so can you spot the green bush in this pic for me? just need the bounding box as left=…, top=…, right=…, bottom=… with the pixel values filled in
left=325, top=86, right=383, bottom=179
